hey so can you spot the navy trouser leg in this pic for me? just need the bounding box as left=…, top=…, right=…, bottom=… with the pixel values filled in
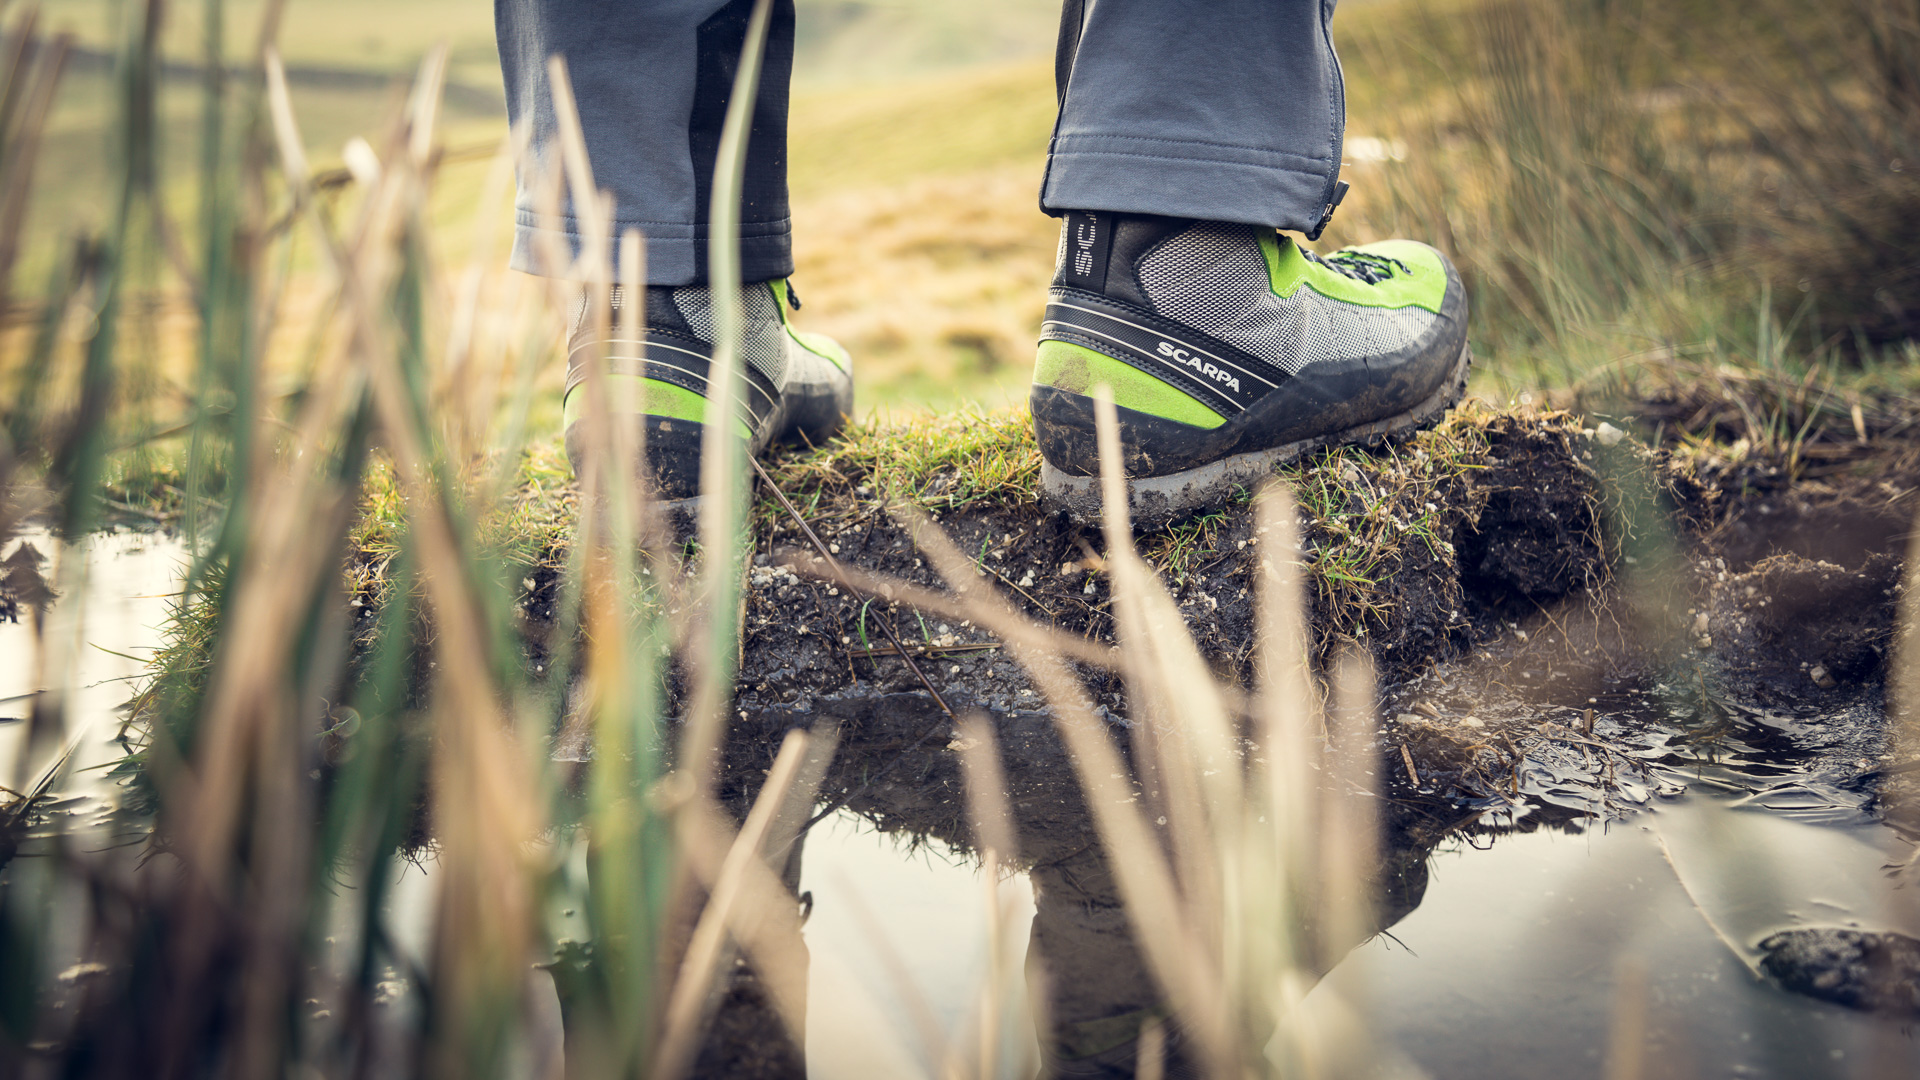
left=495, top=0, right=794, bottom=285
left=1043, top=0, right=1347, bottom=236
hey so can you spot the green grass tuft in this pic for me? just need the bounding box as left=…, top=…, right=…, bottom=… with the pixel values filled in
left=757, top=406, right=1040, bottom=527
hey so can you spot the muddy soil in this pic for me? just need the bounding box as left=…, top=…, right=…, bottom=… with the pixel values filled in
left=660, top=412, right=1912, bottom=813
left=709, top=414, right=1642, bottom=724
left=333, top=404, right=1920, bottom=860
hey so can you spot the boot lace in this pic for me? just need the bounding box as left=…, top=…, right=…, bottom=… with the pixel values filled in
left=1302, top=248, right=1412, bottom=285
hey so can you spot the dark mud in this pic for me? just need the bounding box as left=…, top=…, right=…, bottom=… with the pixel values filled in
left=435, top=408, right=1920, bottom=847
left=715, top=413, right=1642, bottom=724
left=695, top=413, right=1911, bottom=798
left=1759, top=928, right=1920, bottom=1019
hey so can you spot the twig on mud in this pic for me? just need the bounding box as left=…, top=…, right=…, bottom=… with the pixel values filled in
left=975, top=559, right=1056, bottom=619
left=847, top=642, right=1001, bottom=661
left=750, top=456, right=953, bottom=719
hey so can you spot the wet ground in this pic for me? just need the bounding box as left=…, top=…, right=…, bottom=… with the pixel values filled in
left=10, top=408, right=1920, bottom=1077
left=714, top=655, right=1920, bottom=1078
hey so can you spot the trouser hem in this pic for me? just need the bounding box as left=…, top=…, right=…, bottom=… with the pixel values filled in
left=1041, top=147, right=1335, bottom=236
left=510, top=214, right=794, bottom=285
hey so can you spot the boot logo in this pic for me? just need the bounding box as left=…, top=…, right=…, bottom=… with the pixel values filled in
left=1158, top=340, right=1242, bottom=393
left=1072, top=219, right=1099, bottom=277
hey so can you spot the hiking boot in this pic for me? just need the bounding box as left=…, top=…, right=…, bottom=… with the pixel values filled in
left=562, top=279, right=853, bottom=508
left=1031, top=213, right=1471, bottom=527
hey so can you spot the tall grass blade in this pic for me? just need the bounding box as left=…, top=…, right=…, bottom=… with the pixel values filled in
left=685, top=0, right=774, bottom=793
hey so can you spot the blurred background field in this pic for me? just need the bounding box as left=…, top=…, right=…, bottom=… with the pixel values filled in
left=16, top=0, right=1920, bottom=425
left=15, top=0, right=1067, bottom=419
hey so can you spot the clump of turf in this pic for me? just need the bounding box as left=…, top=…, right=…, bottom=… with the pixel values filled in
left=756, top=406, right=1040, bottom=524
left=128, top=398, right=1812, bottom=755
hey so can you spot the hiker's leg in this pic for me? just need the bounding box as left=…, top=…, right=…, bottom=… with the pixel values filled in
left=496, top=0, right=848, bottom=502
left=494, top=0, right=795, bottom=285
left=1043, top=0, right=1346, bottom=237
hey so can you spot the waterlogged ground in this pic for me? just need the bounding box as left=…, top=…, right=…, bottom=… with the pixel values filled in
left=9, top=402, right=1920, bottom=1079
left=0, top=529, right=185, bottom=838
left=714, top=667, right=1920, bottom=1079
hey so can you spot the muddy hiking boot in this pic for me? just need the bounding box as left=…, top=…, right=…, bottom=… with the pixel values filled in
left=562, top=279, right=853, bottom=510
left=1031, top=212, right=1471, bottom=527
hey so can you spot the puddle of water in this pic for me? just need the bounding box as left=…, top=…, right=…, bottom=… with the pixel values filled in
left=802, top=680, right=1920, bottom=1079
left=1, top=528, right=188, bottom=807
left=1314, top=798, right=1920, bottom=1079
left=799, top=810, right=1039, bottom=1080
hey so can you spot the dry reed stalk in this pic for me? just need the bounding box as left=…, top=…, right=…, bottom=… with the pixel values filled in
left=1318, top=650, right=1379, bottom=974
left=673, top=788, right=821, bottom=1057
left=343, top=51, right=549, bottom=1073
left=954, top=713, right=1029, bottom=1080
left=904, top=496, right=1226, bottom=1072
left=0, top=15, right=69, bottom=319
left=1878, top=502, right=1920, bottom=1079
left=442, top=135, right=520, bottom=457
left=1602, top=956, right=1648, bottom=1080
left=543, top=53, right=629, bottom=557
left=275, top=45, right=553, bottom=1073
left=1136, top=1020, right=1166, bottom=1080
left=1091, top=391, right=1243, bottom=1072
left=1252, top=482, right=1317, bottom=974
left=655, top=728, right=811, bottom=1080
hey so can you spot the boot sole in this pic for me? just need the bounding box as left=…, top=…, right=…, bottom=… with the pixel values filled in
left=1041, top=342, right=1473, bottom=530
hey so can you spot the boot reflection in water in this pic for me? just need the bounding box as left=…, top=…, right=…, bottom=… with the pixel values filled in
left=714, top=695, right=1436, bottom=1079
